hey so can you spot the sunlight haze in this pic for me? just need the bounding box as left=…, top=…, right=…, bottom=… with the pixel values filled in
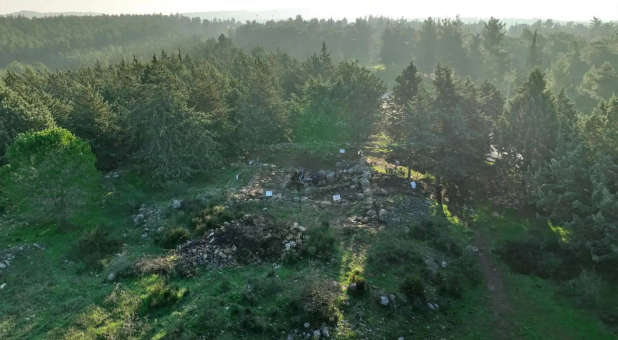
left=1, top=0, right=617, bottom=21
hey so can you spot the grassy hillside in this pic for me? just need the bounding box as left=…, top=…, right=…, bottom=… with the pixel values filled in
left=0, top=143, right=615, bottom=339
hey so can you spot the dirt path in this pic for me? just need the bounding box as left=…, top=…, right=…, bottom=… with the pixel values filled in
left=474, top=230, right=516, bottom=339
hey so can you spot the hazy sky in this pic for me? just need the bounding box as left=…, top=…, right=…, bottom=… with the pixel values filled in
left=1, top=0, right=617, bottom=21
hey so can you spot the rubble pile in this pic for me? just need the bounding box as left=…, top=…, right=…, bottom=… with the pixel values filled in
left=176, top=214, right=306, bottom=272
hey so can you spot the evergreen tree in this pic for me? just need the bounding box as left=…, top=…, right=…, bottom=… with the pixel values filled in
left=418, top=18, right=438, bottom=73
left=0, top=127, right=100, bottom=227
left=499, top=70, right=558, bottom=176
left=393, top=60, right=422, bottom=108
left=527, top=30, right=542, bottom=70
left=0, top=84, right=56, bottom=162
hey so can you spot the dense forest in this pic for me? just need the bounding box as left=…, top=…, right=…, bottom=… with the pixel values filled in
left=0, top=15, right=235, bottom=69
left=0, top=13, right=616, bottom=340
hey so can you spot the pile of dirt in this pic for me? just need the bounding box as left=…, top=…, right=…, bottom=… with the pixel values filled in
left=176, top=214, right=305, bottom=274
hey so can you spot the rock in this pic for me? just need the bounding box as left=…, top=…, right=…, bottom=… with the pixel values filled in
left=171, top=199, right=182, bottom=209
left=0, top=283, right=6, bottom=289
left=320, top=326, right=330, bottom=338
left=359, top=177, right=370, bottom=190
left=465, top=245, right=479, bottom=254
left=133, top=214, right=145, bottom=225
left=398, top=337, right=405, bottom=340
left=107, top=272, right=116, bottom=282
left=380, top=295, right=389, bottom=306
left=304, top=322, right=310, bottom=329
left=326, top=171, right=336, bottom=183
left=378, top=209, right=388, bottom=222
left=292, top=222, right=306, bottom=232
left=313, top=329, right=321, bottom=338
left=441, top=260, right=447, bottom=268
left=0, top=262, right=6, bottom=269
left=348, top=282, right=358, bottom=293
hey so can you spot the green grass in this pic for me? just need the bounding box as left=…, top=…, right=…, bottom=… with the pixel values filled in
left=1, top=158, right=616, bottom=339
left=507, top=272, right=614, bottom=339
left=473, top=207, right=616, bottom=340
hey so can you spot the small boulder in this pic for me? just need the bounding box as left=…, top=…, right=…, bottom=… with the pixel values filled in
left=133, top=214, right=145, bottom=225
left=171, top=199, right=182, bottom=209
left=320, top=325, right=330, bottom=337
left=380, top=295, right=389, bottom=306
left=359, top=177, right=370, bottom=190
left=0, top=283, right=6, bottom=289
left=304, top=322, right=310, bottom=329
left=106, top=272, right=116, bottom=282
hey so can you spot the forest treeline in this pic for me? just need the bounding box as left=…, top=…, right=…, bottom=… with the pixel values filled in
left=0, top=14, right=235, bottom=69
left=1, top=15, right=617, bottom=113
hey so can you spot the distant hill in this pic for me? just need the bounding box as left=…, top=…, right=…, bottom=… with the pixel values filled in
left=5, top=10, right=102, bottom=18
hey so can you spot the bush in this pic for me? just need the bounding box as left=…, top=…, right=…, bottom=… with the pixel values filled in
left=347, top=270, right=366, bottom=296
left=301, top=221, right=337, bottom=261
left=140, top=279, right=188, bottom=314
left=400, top=276, right=426, bottom=306
left=192, top=204, right=237, bottom=234
left=72, top=227, right=122, bottom=270
left=0, top=127, right=100, bottom=227
left=157, top=227, right=190, bottom=249
left=561, top=270, right=604, bottom=307
left=498, top=238, right=578, bottom=280
left=242, top=277, right=284, bottom=306
left=297, top=277, right=340, bottom=324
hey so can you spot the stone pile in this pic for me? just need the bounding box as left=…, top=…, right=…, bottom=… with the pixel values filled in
left=176, top=214, right=305, bottom=271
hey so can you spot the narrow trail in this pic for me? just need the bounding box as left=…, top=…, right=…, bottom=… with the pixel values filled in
left=474, top=229, right=516, bottom=339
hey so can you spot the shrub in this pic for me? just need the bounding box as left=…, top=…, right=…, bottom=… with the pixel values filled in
left=140, top=279, right=188, bottom=313
left=242, top=277, right=283, bottom=306
left=73, top=227, right=122, bottom=270
left=347, top=270, right=366, bottom=296
left=301, top=221, right=337, bottom=261
left=437, top=272, right=464, bottom=298
left=298, top=277, right=340, bottom=324
left=498, top=238, right=578, bottom=280
left=0, top=127, right=100, bottom=227
left=157, top=227, right=190, bottom=249
left=400, top=276, right=426, bottom=306
left=561, top=270, right=604, bottom=307
left=192, top=205, right=237, bottom=234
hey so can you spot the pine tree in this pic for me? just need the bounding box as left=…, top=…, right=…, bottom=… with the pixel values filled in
left=499, top=70, right=558, bottom=176
left=393, top=60, right=422, bottom=108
